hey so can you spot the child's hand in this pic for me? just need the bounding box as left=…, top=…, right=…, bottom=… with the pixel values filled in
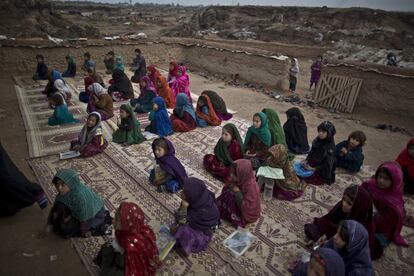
left=315, top=235, right=327, bottom=247
left=341, top=148, right=348, bottom=155
left=82, top=231, right=92, bottom=238
left=181, top=200, right=189, bottom=209
left=232, top=186, right=240, bottom=193
left=72, top=144, right=80, bottom=151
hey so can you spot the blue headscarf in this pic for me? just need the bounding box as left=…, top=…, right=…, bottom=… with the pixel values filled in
left=175, top=93, right=196, bottom=121
left=151, top=97, right=173, bottom=137
left=51, top=70, right=63, bottom=82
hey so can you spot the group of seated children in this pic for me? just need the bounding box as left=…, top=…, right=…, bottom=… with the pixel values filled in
left=30, top=53, right=414, bottom=275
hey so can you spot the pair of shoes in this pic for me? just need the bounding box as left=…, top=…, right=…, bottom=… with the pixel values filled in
left=157, top=185, right=167, bottom=193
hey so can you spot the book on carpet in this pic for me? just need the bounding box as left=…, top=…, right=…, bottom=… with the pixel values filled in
left=156, top=225, right=176, bottom=261
left=223, top=228, right=256, bottom=258
left=256, top=166, right=285, bottom=180
left=59, top=150, right=80, bottom=160
left=142, top=131, right=159, bottom=140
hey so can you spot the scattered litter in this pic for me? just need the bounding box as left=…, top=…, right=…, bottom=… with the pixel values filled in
left=128, top=33, right=147, bottom=39
left=270, top=55, right=289, bottom=61
left=124, top=22, right=131, bottom=25
left=0, top=35, right=7, bottom=40
left=22, top=252, right=35, bottom=257
left=50, top=255, right=58, bottom=262
left=47, top=35, right=63, bottom=45
left=104, top=36, right=121, bottom=41
left=80, top=12, right=93, bottom=17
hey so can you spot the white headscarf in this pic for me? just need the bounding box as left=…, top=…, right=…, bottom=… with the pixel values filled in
left=292, top=58, right=299, bottom=73
left=78, top=112, right=103, bottom=145
left=54, top=79, right=71, bottom=97
left=88, top=83, right=108, bottom=96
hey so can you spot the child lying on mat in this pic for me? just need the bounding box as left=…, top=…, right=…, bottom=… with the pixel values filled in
left=70, top=112, right=108, bottom=157
left=39, top=169, right=112, bottom=238
left=149, top=138, right=187, bottom=193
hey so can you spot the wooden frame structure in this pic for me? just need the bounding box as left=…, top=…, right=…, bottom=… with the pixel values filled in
left=313, top=74, right=363, bottom=113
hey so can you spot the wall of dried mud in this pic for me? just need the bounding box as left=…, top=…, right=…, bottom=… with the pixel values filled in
left=1, top=42, right=413, bottom=118
left=324, top=65, right=414, bottom=118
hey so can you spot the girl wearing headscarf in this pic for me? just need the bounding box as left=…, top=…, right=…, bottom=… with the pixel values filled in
left=149, top=138, right=187, bottom=193
left=173, top=177, right=220, bottom=255
left=216, top=159, right=261, bottom=228
left=170, top=93, right=197, bottom=132
left=108, top=69, right=134, bottom=102
left=201, top=90, right=233, bottom=121
left=70, top=112, right=108, bottom=157
left=336, top=131, right=366, bottom=173
left=283, top=107, right=309, bottom=154
left=95, top=202, right=161, bottom=276
left=323, top=220, right=374, bottom=276
left=112, top=104, right=145, bottom=146
left=147, top=64, right=161, bottom=85
left=396, top=138, right=414, bottom=194
left=304, top=185, right=379, bottom=259
left=33, top=54, right=48, bottom=80
left=155, top=74, right=175, bottom=108
left=244, top=112, right=272, bottom=169
left=48, top=93, right=78, bottom=126
left=115, top=56, right=125, bottom=72
left=167, top=60, right=179, bottom=83
left=361, top=162, right=409, bottom=255
left=62, top=55, right=76, bottom=77
left=195, top=94, right=222, bottom=127
left=0, top=142, right=47, bottom=217
left=203, top=123, right=243, bottom=183
left=40, top=169, right=111, bottom=238
left=54, top=79, right=72, bottom=104
left=145, top=97, right=173, bottom=137
left=43, top=69, right=63, bottom=97
left=293, top=247, right=345, bottom=276
left=264, top=144, right=305, bottom=200
left=310, top=55, right=322, bottom=90
left=302, top=121, right=336, bottom=185
left=79, top=68, right=105, bottom=104
left=171, top=66, right=192, bottom=103
left=87, top=83, right=114, bottom=121
left=289, top=57, right=299, bottom=93
left=130, top=76, right=157, bottom=113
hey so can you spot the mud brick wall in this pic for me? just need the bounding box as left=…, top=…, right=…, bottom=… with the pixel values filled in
left=324, top=65, right=414, bottom=118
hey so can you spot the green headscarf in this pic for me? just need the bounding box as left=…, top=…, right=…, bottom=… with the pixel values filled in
left=112, top=104, right=145, bottom=144
left=262, top=108, right=287, bottom=146
left=54, top=169, right=104, bottom=221
left=243, top=112, right=272, bottom=148
left=66, top=55, right=75, bottom=65
left=262, top=108, right=295, bottom=161
left=214, top=123, right=243, bottom=166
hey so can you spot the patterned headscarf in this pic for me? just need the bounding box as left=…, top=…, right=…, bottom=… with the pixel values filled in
left=115, top=202, right=161, bottom=276
left=54, top=169, right=103, bottom=221
left=78, top=112, right=103, bottom=145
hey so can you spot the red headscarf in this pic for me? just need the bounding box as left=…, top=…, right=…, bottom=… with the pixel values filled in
left=115, top=202, right=161, bottom=276
left=396, top=138, right=414, bottom=180
left=196, top=95, right=222, bottom=126
left=361, top=161, right=408, bottom=246
left=147, top=64, right=161, bottom=85
left=234, top=159, right=261, bottom=223
left=168, top=60, right=179, bottom=78
left=155, top=75, right=176, bottom=108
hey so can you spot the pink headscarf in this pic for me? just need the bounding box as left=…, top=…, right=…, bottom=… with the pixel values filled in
left=362, top=161, right=407, bottom=246
left=234, top=159, right=261, bottom=223
left=171, top=66, right=192, bottom=102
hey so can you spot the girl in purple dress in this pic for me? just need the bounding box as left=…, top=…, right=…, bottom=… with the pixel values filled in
left=310, top=55, right=323, bottom=90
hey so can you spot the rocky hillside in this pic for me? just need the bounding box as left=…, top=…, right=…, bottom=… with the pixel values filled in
left=0, top=0, right=99, bottom=38
left=166, top=6, right=414, bottom=49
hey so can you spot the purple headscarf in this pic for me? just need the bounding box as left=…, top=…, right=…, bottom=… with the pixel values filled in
left=337, top=220, right=373, bottom=276
left=293, top=247, right=345, bottom=276
left=139, top=76, right=157, bottom=99
left=152, top=138, right=187, bottom=185
left=184, top=177, right=220, bottom=232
